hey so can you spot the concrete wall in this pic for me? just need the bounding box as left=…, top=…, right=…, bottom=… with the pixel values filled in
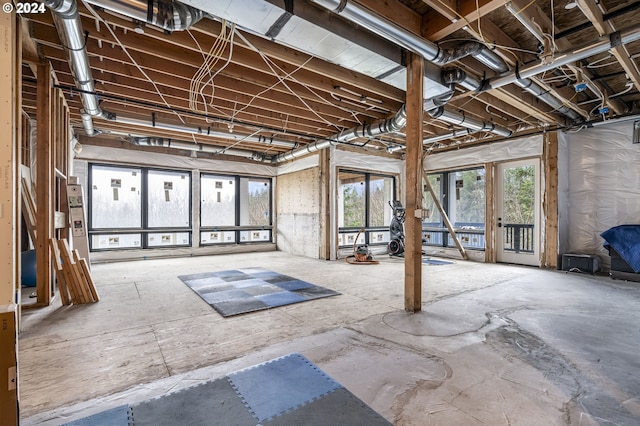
left=276, top=167, right=322, bottom=258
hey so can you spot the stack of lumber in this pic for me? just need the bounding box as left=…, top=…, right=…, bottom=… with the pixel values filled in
left=50, top=238, right=100, bottom=305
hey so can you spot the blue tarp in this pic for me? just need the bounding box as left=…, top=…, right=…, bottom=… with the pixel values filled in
left=601, top=225, right=640, bottom=273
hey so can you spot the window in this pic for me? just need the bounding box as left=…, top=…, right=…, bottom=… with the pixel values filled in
left=338, top=170, right=396, bottom=248
left=423, top=167, right=485, bottom=250
left=200, top=174, right=273, bottom=245
left=88, top=164, right=191, bottom=250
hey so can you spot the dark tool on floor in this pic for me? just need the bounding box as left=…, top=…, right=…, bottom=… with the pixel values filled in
left=388, top=200, right=405, bottom=257
left=345, top=229, right=379, bottom=265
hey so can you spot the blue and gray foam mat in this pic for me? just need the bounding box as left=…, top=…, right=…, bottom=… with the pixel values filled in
left=63, top=353, right=391, bottom=426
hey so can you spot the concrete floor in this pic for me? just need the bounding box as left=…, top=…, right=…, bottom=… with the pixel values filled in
left=19, top=251, right=640, bottom=425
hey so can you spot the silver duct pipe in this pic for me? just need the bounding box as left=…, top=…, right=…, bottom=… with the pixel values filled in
left=388, top=128, right=478, bottom=153
left=428, top=107, right=512, bottom=137
left=85, top=0, right=204, bottom=32
left=109, top=112, right=299, bottom=148
left=514, top=78, right=584, bottom=121
left=129, top=137, right=262, bottom=159
left=274, top=105, right=407, bottom=162
left=488, top=25, right=640, bottom=90
left=312, top=0, right=583, bottom=126
left=310, top=0, right=441, bottom=61
left=44, top=0, right=103, bottom=135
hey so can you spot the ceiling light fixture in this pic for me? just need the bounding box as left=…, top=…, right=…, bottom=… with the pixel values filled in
left=565, top=1, right=578, bottom=9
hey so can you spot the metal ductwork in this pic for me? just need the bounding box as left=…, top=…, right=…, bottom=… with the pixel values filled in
left=428, top=107, right=512, bottom=138
left=274, top=105, right=407, bottom=162
left=129, top=137, right=263, bottom=159
left=110, top=112, right=298, bottom=149
left=44, top=0, right=104, bottom=135
left=488, top=25, right=640, bottom=90
left=85, top=0, right=204, bottom=32
left=388, top=128, right=478, bottom=153
left=309, top=0, right=441, bottom=61
left=308, top=0, right=584, bottom=126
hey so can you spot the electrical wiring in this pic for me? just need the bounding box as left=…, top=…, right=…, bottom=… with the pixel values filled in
left=233, top=30, right=363, bottom=131
left=81, top=0, right=187, bottom=125
left=187, top=23, right=236, bottom=116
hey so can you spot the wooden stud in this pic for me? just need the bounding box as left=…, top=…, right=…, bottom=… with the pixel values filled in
left=404, top=53, right=424, bottom=313
left=543, top=132, right=559, bottom=269
left=36, top=62, right=52, bottom=306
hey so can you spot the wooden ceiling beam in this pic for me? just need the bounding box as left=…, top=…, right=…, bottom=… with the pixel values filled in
left=45, top=54, right=375, bottom=131
left=576, top=0, right=640, bottom=99
left=52, top=70, right=331, bottom=137
left=33, top=10, right=405, bottom=104
left=39, top=44, right=396, bottom=125
left=422, top=0, right=510, bottom=41
left=507, top=0, right=625, bottom=115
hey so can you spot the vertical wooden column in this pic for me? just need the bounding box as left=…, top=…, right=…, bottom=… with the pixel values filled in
left=484, top=163, right=496, bottom=263
left=36, top=63, right=52, bottom=305
left=0, top=12, right=19, bottom=426
left=319, top=149, right=331, bottom=260
left=1, top=9, right=17, bottom=305
left=404, top=53, right=424, bottom=312
left=543, top=131, right=559, bottom=268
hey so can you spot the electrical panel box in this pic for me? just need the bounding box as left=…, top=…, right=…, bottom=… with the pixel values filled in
left=561, top=254, right=601, bottom=274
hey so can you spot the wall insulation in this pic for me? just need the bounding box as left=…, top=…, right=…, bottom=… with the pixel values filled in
left=559, top=120, right=640, bottom=269
left=423, top=135, right=543, bottom=170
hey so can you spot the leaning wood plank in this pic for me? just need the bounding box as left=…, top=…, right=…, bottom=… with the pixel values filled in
left=422, top=169, right=469, bottom=260
left=49, top=238, right=71, bottom=306
left=54, top=238, right=82, bottom=304
left=73, top=249, right=99, bottom=303
left=58, top=239, right=89, bottom=304
left=21, top=177, right=37, bottom=244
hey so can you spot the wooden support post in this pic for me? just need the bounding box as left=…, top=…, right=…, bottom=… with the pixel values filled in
left=484, top=163, right=496, bottom=263
left=1, top=12, right=19, bottom=426
left=422, top=171, right=468, bottom=260
left=319, top=149, right=331, bottom=260
left=543, top=132, right=559, bottom=268
left=36, top=62, right=53, bottom=305
left=404, top=53, right=424, bottom=313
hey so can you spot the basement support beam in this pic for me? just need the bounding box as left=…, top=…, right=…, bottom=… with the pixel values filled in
left=404, top=53, right=424, bottom=312
left=36, top=62, right=53, bottom=306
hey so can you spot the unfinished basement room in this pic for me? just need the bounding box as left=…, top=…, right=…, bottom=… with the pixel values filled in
left=2, top=0, right=640, bottom=424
